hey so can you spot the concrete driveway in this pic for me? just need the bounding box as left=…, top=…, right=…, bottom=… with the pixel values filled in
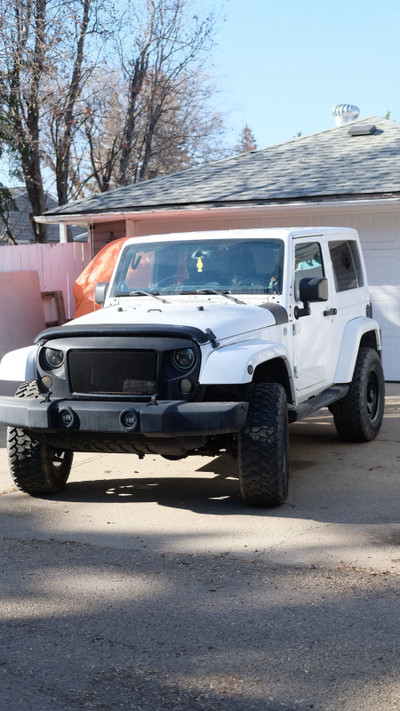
left=0, top=386, right=399, bottom=710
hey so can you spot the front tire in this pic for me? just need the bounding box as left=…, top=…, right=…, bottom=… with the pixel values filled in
left=7, top=381, right=73, bottom=496
left=238, top=382, right=289, bottom=507
left=331, top=347, right=385, bottom=442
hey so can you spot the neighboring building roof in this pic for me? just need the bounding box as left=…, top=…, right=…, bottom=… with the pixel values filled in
left=1, top=188, right=86, bottom=242
left=42, top=115, right=400, bottom=218
left=0, top=188, right=61, bottom=243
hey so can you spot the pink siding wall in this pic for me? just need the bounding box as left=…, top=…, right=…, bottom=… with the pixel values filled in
left=0, top=242, right=91, bottom=320
left=0, top=271, right=46, bottom=395
left=93, top=221, right=127, bottom=255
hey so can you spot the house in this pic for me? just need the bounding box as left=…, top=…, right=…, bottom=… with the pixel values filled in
left=37, top=108, right=400, bottom=380
left=0, top=187, right=87, bottom=244
left=0, top=188, right=61, bottom=244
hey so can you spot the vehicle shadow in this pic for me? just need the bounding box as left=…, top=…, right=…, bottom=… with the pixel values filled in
left=3, top=385, right=400, bottom=524
left=52, top=408, right=400, bottom=525
left=54, top=453, right=244, bottom=511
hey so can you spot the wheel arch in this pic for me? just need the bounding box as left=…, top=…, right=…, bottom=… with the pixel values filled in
left=199, top=340, right=292, bottom=388
left=253, top=357, right=294, bottom=404
left=334, top=317, right=382, bottom=384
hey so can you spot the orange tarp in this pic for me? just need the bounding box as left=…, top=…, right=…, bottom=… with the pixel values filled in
left=73, top=237, right=129, bottom=318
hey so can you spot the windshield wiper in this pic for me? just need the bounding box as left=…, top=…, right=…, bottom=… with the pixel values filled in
left=114, top=290, right=169, bottom=303
left=194, top=288, right=246, bottom=305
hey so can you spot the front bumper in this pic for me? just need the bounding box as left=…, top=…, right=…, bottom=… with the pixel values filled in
left=0, top=396, right=248, bottom=438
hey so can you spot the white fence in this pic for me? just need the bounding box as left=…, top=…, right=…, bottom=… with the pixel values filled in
left=0, top=242, right=91, bottom=320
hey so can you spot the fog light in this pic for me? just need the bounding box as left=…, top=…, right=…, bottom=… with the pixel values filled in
left=41, top=375, right=53, bottom=390
left=180, top=378, right=192, bottom=394
left=120, top=410, right=138, bottom=431
left=59, top=408, right=75, bottom=428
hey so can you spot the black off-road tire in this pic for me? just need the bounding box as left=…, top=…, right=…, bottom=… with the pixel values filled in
left=331, top=347, right=385, bottom=442
left=7, top=380, right=73, bottom=496
left=238, top=382, right=289, bottom=507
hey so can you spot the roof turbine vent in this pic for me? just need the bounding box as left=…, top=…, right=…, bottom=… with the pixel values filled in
left=332, top=104, right=360, bottom=126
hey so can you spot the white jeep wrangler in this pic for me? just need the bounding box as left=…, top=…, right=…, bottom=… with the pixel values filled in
left=0, top=227, right=385, bottom=506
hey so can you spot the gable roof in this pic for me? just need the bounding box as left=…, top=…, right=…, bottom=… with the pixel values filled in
left=1, top=188, right=61, bottom=242
left=0, top=187, right=88, bottom=242
left=43, top=115, right=400, bottom=218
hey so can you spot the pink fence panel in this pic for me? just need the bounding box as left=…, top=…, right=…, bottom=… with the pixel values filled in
left=0, top=243, right=91, bottom=320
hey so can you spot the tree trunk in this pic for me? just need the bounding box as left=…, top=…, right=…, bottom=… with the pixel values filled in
left=24, top=0, right=47, bottom=241
left=55, top=0, right=91, bottom=205
left=117, top=51, right=149, bottom=187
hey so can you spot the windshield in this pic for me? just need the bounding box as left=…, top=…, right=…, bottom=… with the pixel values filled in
left=110, top=238, right=284, bottom=297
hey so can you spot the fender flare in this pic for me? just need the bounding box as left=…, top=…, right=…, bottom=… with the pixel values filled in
left=0, top=345, right=38, bottom=382
left=334, top=317, right=382, bottom=383
left=199, top=339, right=292, bottom=385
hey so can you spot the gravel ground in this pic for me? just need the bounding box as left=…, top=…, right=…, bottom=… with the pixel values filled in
left=0, top=386, right=400, bottom=710
left=0, top=537, right=399, bottom=711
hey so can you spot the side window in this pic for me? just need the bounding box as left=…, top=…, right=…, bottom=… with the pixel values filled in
left=329, top=240, right=364, bottom=292
left=294, top=242, right=324, bottom=300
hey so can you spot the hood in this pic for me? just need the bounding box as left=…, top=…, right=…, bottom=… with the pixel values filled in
left=66, top=296, right=283, bottom=342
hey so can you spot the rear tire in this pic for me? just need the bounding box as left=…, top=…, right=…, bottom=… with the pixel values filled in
left=331, top=347, right=385, bottom=442
left=238, top=382, right=289, bottom=507
left=7, top=381, right=73, bottom=496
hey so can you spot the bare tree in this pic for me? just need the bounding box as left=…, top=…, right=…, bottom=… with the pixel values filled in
left=130, top=69, right=226, bottom=180
left=75, top=64, right=225, bottom=197
left=0, top=0, right=226, bottom=227
left=43, top=0, right=112, bottom=205
left=52, top=0, right=92, bottom=205
left=0, top=0, right=110, bottom=240
left=0, top=123, right=17, bottom=243
left=118, top=0, right=217, bottom=186
left=72, top=0, right=225, bottom=195
left=0, top=185, right=17, bottom=244
left=0, top=0, right=49, bottom=240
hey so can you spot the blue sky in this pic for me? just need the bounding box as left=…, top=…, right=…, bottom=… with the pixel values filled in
left=212, top=0, right=400, bottom=149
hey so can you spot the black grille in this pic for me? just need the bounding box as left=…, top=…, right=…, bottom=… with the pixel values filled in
left=68, top=349, right=157, bottom=395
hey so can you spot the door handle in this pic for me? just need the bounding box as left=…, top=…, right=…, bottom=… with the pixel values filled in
left=323, top=308, right=337, bottom=316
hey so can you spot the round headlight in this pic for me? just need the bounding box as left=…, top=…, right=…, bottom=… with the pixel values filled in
left=43, top=347, right=64, bottom=369
left=171, top=347, right=196, bottom=371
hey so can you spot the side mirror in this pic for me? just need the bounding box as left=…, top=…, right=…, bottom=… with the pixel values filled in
left=299, top=276, right=328, bottom=303
left=95, top=282, right=109, bottom=306
left=294, top=277, right=328, bottom=319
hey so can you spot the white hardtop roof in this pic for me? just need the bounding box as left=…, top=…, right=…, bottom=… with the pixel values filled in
left=123, top=226, right=358, bottom=248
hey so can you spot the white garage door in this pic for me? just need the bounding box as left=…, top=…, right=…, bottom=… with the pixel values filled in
left=363, top=249, right=400, bottom=381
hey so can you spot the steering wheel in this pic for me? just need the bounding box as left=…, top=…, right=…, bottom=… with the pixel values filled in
left=237, top=278, right=270, bottom=289
left=200, top=280, right=222, bottom=287
left=154, top=275, right=180, bottom=288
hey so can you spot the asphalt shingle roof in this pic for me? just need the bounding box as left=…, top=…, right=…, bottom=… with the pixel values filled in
left=44, top=115, right=400, bottom=217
